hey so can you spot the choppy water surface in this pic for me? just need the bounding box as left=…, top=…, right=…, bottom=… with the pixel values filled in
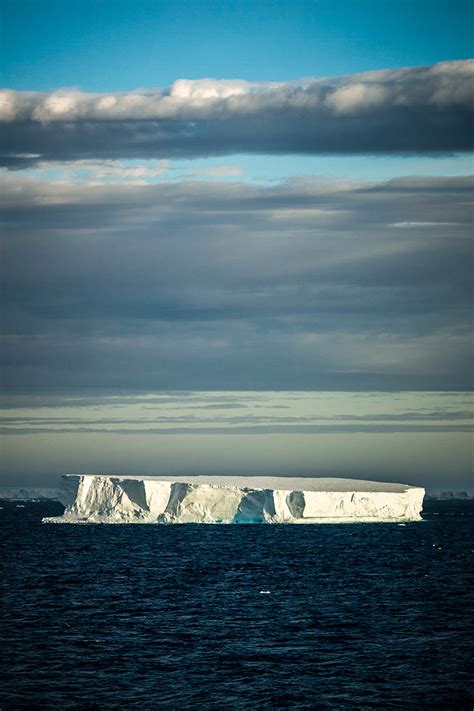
left=1, top=501, right=473, bottom=710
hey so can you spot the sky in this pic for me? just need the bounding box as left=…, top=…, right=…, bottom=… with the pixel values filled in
left=0, top=0, right=472, bottom=489
left=1, top=0, right=473, bottom=90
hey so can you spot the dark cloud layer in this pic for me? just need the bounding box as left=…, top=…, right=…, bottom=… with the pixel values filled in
left=1, top=174, right=472, bottom=392
left=1, top=60, right=473, bottom=166
left=1, top=425, right=472, bottom=436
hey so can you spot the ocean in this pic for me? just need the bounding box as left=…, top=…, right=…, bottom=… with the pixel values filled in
left=1, top=500, right=473, bottom=710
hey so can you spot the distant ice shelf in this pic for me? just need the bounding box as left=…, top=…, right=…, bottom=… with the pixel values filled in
left=0, top=488, right=61, bottom=501
left=43, top=475, right=425, bottom=524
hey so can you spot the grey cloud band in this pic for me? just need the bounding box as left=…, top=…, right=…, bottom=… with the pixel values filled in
left=1, top=174, right=472, bottom=392
left=1, top=60, right=473, bottom=166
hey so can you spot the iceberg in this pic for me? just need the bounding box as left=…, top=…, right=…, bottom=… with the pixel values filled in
left=43, top=474, right=425, bottom=524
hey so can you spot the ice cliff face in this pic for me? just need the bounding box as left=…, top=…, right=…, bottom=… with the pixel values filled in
left=44, top=475, right=425, bottom=524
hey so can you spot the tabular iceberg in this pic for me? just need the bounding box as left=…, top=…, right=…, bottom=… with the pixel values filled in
left=43, top=474, right=425, bottom=524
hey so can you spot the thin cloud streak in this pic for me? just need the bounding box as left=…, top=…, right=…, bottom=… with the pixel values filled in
left=1, top=424, right=472, bottom=436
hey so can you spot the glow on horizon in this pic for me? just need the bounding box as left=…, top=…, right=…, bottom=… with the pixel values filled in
left=1, top=392, right=472, bottom=490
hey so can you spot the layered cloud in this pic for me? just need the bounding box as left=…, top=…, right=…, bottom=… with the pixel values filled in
left=1, top=173, right=472, bottom=392
left=1, top=60, right=473, bottom=166
left=0, top=391, right=472, bottom=436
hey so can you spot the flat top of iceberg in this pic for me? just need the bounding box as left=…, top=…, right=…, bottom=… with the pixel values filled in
left=64, top=474, right=419, bottom=493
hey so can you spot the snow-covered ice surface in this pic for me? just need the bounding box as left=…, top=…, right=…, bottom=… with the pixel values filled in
left=43, top=475, right=425, bottom=524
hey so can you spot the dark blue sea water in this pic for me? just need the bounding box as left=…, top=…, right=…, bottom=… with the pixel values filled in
left=1, top=500, right=473, bottom=710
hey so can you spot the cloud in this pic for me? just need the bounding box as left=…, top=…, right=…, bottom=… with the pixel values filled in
left=9, top=159, right=169, bottom=185
left=0, top=391, right=471, bottom=436
left=2, top=424, right=472, bottom=436
left=0, top=173, right=472, bottom=392
left=1, top=60, right=473, bottom=166
left=188, top=165, right=243, bottom=178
